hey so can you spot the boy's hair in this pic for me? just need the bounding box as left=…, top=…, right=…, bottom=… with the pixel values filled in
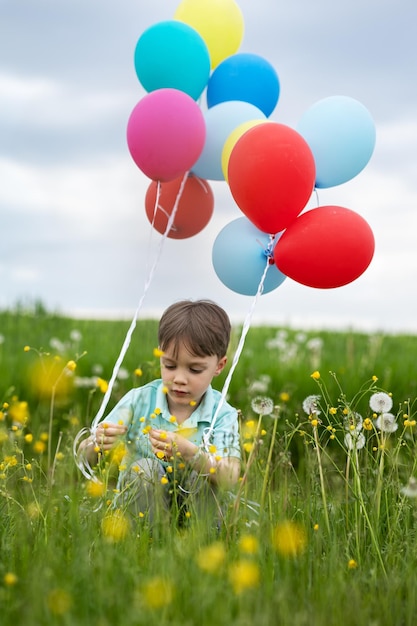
left=158, top=300, right=231, bottom=359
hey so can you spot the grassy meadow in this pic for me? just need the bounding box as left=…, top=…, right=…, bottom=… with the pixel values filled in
left=2, top=304, right=417, bottom=625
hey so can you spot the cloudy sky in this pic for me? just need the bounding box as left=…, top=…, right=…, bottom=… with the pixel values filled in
left=1, top=0, right=416, bottom=333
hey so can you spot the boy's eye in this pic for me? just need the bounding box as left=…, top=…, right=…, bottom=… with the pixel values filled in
left=164, top=364, right=176, bottom=370
left=190, top=368, right=203, bottom=374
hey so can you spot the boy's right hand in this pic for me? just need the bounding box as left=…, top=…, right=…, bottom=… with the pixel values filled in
left=94, top=423, right=127, bottom=452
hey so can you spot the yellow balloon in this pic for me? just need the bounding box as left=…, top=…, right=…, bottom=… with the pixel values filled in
left=221, top=119, right=266, bottom=181
left=174, top=0, right=244, bottom=69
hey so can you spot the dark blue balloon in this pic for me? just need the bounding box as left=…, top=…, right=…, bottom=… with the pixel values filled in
left=207, top=53, right=280, bottom=117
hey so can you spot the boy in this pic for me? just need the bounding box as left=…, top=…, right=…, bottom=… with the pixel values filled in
left=81, top=299, right=241, bottom=520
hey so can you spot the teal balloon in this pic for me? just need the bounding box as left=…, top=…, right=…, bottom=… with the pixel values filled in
left=296, top=96, right=376, bottom=188
left=207, top=53, right=280, bottom=117
left=212, top=217, right=286, bottom=296
left=134, top=20, right=210, bottom=100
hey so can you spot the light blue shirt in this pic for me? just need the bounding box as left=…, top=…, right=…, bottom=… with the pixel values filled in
left=104, top=379, right=241, bottom=468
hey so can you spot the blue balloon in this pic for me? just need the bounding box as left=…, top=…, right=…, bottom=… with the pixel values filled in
left=192, top=101, right=266, bottom=180
left=134, top=20, right=210, bottom=100
left=212, top=217, right=287, bottom=296
left=296, top=96, right=376, bottom=188
left=207, top=53, right=280, bottom=117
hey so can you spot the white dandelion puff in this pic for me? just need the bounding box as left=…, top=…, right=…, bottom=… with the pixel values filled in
left=369, top=392, right=393, bottom=414
left=302, top=395, right=321, bottom=416
left=344, top=432, right=366, bottom=451
left=401, top=477, right=417, bottom=498
left=374, top=412, right=398, bottom=433
left=251, top=396, right=274, bottom=416
left=343, top=412, right=363, bottom=433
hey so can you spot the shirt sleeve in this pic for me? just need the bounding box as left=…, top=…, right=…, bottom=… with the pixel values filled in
left=210, top=405, right=241, bottom=460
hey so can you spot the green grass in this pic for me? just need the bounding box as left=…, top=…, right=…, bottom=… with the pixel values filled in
left=2, top=306, right=417, bottom=625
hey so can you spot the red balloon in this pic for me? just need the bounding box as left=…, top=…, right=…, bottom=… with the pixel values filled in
left=227, top=122, right=316, bottom=234
left=145, top=173, right=214, bottom=239
left=274, top=205, right=375, bottom=288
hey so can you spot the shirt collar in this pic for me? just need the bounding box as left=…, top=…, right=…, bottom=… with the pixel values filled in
left=155, top=381, right=215, bottom=425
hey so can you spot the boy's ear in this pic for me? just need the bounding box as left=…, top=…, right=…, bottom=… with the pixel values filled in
left=214, top=356, right=227, bottom=376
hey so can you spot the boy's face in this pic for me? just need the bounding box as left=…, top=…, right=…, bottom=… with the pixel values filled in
left=160, top=341, right=226, bottom=413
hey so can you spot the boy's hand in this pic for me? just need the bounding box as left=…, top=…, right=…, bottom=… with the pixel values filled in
left=149, top=428, right=195, bottom=461
left=94, top=423, right=127, bottom=452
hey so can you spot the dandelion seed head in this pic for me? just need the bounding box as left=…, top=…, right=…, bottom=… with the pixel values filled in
left=374, top=412, right=398, bottom=433
left=302, top=395, right=321, bottom=416
left=401, top=477, right=417, bottom=498
left=251, top=396, right=274, bottom=416
left=343, top=412, right=363, bottom=433
left=344, top=432, right=366, bottom=451
left=369, top=392, right=393, bottom=413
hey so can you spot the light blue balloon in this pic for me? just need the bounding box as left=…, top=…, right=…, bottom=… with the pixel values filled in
left=134, top=20, right=210, bottom=101
left=212, top=217, right=287, bottom=296
left=296, top=96, right=376, bottom=188
left=207, top=53, right=280, bottom=117
left=192, top=101, right=266, bottom=180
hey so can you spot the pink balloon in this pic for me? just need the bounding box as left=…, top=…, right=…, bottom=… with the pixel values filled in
left=127, top=88, right=206, bottom=182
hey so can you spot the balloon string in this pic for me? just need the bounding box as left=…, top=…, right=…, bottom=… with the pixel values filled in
left=203, top=238, right=274, bottom=450
left=74, top=171, right=189, bottom=478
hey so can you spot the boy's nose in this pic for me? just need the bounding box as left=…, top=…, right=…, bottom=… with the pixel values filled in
left=173, top=369, right=187, bottom=384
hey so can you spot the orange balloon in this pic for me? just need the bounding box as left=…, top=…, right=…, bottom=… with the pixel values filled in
left=145, top=173, right=214, bottom=239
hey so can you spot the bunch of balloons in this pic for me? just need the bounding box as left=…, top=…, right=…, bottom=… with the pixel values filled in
left=126, top=0, right=376, bottom=294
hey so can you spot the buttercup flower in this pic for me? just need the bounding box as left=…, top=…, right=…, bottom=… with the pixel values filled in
left=302, top=395, right=321, bottom=416
left=374, top=412, right=398, bottom=433
left=228, top=559, right=260, bottom=594
left=272, top=520, right=307, bottom=557
left=369, top=392, right=393, bottom=413
left=142, top=576, right=174, bottom=609
left=196, top=541, right=226, bottom=573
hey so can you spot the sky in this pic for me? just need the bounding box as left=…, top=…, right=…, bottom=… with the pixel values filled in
left=1, top=0, right=416, bottom=334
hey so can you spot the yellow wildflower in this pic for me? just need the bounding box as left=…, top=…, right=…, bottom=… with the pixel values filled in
left=238, top=534, right=259, bottom=555
left=96, top=378, right=108, bottom=393
left=160, top=476, right=169, bottom=485
left=85, top=480, right=106, bottom=498
left=197, top=542, right=226, bottom=573
left=47, top=589, right=72, bottom=615
left=228, top=560, right=260, bottom=594
left=23, top=345, right=30, bottom=352
left=311, top=370, right=320, bottom=380
left=348, top=559, right=358, bottom=569
left=101, top=509, right=130, bottom=542
left=272, top=520, right=307, bottom=557
left=33, top=440, right=46, bottom=455
left=4, top=572, right=18, bottom=586
left=134, top=368, right=143, bottom=377
left=153, top=348, right=164, bottom=358
left=142, top=576, right=173, bottom=609
left=66, top=360, right=77, bottom=372
left=279, top=391, right=290, bottom=402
